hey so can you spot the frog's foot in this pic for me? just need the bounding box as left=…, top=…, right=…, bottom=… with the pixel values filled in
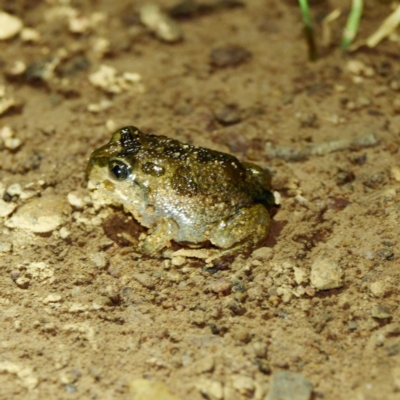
left=139, top=218, right=179, bottom=256
left=208, top=204, right=270, bottom=260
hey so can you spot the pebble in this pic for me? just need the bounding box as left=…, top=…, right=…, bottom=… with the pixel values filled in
left=6, top=183, right=22, bottom=197
left=293, top=266, right=307, bottom=285
left=232, top=327, right=251, bottom=343
left=0, top=242, right=12, bottom=253
left=210, top=45, right=251, bottom=68
left=192, top=356, right=215, bottom=374
left=0, top=11, right=23, bottom=40
left=139, top=3, right=183, bottom=42
left=42, top=293, right=62, bottom=304
left=0, top=199, right=17, bottom=218
left=67, top=192, right=85, bottom=209
left=132, top=273, right=155, bottom=289
left=232, top=375, right=255, bottom=396
left=26, top=262, right=54, bottom=281
left=251, top=247, right=273, bottom=261
left=266, top=371, right=313, bottom=400
left=59, top=227, right=70, bottom=239
left=5, top=195, right=66, bottom=233
left=370, top=280, right=387, bottom=297
left=4, top=137, right=22, bottom=150
left=210, top=278, right=231, bottom=294
left=88, top=65, right=144, bottom=94
left=90, top=252, right=109, bottom=269
left=253, top=341, right=268, bottom=358
left=371, top=305, right=392, bottom=319
left=129, top=379, right=183, bottom=400
left=196, top=379, right=223, bottom=400
left=20, top=27, right=40, bottom=42
left=310, top=256, right=343, bottom=290
left=92, top=296, right=113, bottom=310
left=215, top=106, right=241, bottom=125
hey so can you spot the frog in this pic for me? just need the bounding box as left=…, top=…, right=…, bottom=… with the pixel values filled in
left=87, top=126, right=275, bottom=260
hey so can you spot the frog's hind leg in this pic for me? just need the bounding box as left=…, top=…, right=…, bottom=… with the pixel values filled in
left=208, top=204, right=271, bottom=261
left=139, top=218, right=179, bottom=256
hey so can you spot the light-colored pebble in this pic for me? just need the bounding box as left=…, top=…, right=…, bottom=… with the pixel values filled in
left=67, top=191, right=86, bottom=209
left=310, top=256, right=343, bottom=290
left=130, top=379, right=184, bottom=400
left=192, top=356, right=215, bottom=374
left=253, top=341, right=268, bottom=358
left=371, top=305, right=392, bottom=319
left=20, top=27, right=40, bottom=42
left=139, top=3, right=182, bottom=42
left=90, top=252, right=108, bottom=269
left=133, top=273, right=155, bottom=289
left=171, top=255, right=186, bottom=266
left=6, top=183, right=22, bottom=196
left=4, top=137, right=22, bottom=150
left=232, top=375, right=254, bottom=396
left=210, top=278, right=231, bottom=294
left=293, top=266, right=307, bottom=285
left=0, top=11, right=23, bottom=40
left=92, top=296, right=113, bottom=310
left=59, top=227, right=70, bottom=239
left=89, top=65, right=144, bottom=94
left=266, top=371, right=313, bottom=400
left=0, top=199, right=17, bottom=217
left=26, top=262, right=54, bottom=281
left=0, top=242, right=12, bottom=253
left=251, top=246, right=273, bottom=261
left=15, top=276, right=30, bottom=288
left=5, top=195, right=66, bottom=232
left=391, top=166, right=400, bottom=182
left=370, top=280, right=387, bottom=297
left=196, top=379, right=223, bottom=400
left=42, top=293, right=62, bottom=304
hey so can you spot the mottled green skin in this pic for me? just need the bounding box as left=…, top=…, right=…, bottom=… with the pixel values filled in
left=87, top=126, right=274, bottom=256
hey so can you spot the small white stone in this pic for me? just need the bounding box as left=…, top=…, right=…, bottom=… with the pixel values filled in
left=232, top=375, right=255, bottom=395
left=0, top=199, right=17, bottom=217
left=4, top=137, right=22, bottom=150
left=5, top=195, right=66, bottom=232
left=310, top=256, right=343, bottom=290
left=6, top=183, right=22, bottom=196
left=370, top=280, right=387, bottom=297
left=42, top=293, right=62, bottom=304
left=293, top=266, right=308, bottom=285
left=0, top=11, right=23, bottom=40
left=59, top=227, right=70, bottom=239
left=67, top=191, right=85, bottom=209
left=0, top=126, right=14, bottom=139
left=20, top=27, right=40, bottom=42
left=26, top=262, right=54, bottom=281
left=196, top=379, right=223, bottom=400
left=0, top=242, right=12, bottom=253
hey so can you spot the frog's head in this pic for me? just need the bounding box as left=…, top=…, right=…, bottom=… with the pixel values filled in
left=87, top=126, right=146, bottom=210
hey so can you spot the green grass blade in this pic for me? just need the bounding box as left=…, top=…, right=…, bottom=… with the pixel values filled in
left=341, top=0, right=363, bottom=50
left=298, top=0, right=317, bottom=61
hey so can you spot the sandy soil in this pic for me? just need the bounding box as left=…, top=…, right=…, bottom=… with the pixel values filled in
left=1, top=1, right=400, bottom=399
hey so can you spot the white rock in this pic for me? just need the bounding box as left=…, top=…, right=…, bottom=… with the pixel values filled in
left=196, top=379, right=223, bottom=400
left=232, top=375, right=255, bottom=395
left=42, top=293, right=62, bottom=304
left=5, top=195, right=66, bottom=232
left=59, top=227, right=70, bottom=239
left=0, top=242, right=12, bottom=253
left=139, top=3, right=182, bottom=42
left=6, top=183, right=22, bottom=196
left=20, top=27, right=40, bottom=42
left=0, top=11, right=23, bottom=40
left=293, top=266, right=308, bottom=285
left=310, top=256, right=343, bottom=290
left=0, top=199, right=16, bottom=217
left=129, top=379, right=184, bottom=400
left=26, top=262, right=54, bottom=281
left=67, top=191, right=85, bottom=209
left=266, top=371, right=313, bottom=400
left=4, top=137, right=22, bottom=150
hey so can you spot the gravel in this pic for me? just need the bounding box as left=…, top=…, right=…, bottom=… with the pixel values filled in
left=265, top=371, right=313, bottom=400
left=310, top=256, right=343, bottom=290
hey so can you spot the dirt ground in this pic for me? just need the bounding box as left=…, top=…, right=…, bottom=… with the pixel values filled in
left=1, top=0, right=400, bottom=399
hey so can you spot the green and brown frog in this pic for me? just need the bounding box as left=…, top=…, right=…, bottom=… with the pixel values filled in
left=87, top=126, right=274, bottom=260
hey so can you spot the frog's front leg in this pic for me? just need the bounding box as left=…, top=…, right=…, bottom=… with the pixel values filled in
left=139, top=218, right=179, bottom=255
left=209, top=204, right=270, bottom=256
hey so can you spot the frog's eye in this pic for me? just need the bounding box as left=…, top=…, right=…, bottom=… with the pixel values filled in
left=109, top=159, right=130, bottom=181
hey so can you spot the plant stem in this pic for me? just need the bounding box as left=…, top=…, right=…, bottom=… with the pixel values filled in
left=341, top=0, right=363, bottom=50
left=298, top=0, right=317, bottom=61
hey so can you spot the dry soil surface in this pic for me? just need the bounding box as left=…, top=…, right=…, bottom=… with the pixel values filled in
left=1, top=1, right=400, bottom=400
